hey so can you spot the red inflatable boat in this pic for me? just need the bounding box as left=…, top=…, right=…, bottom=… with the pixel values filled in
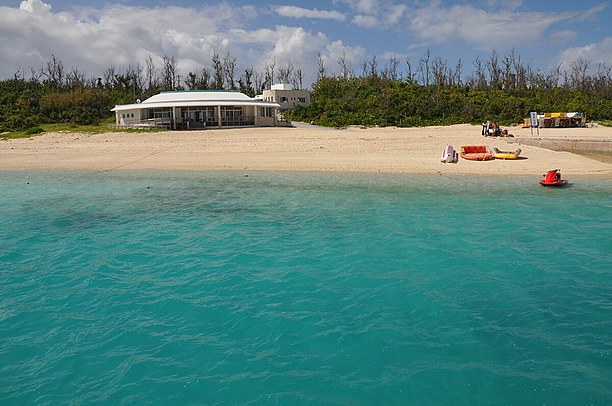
left=460, top=145, right=494, bottom=161
left=540, top=169, right=568, bottom=186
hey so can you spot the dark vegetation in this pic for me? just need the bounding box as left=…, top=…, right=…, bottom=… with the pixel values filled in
left=288, top=51, right=612, bottom=127
left=1, top=50, right=611, bottom=134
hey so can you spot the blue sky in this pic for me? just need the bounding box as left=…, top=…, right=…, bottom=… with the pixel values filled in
left=0, top=0, right=610, bottom=88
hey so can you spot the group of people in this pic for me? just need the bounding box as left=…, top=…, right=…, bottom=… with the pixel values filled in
left=482, top=121, right=509, bottom=137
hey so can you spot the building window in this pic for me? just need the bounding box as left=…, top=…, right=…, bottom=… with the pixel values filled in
left=298, top=97, right=306, bottom=103
left=221, top=106, right=243, bottom=119
left=149, top=108, right=172, bottom=120
left=221, top=106, right=253, bottom=126
left=279, top=96, right=288, bottom=102
left=182, top=107, right=215, bottom=124
left=258, top=107, right=273, bottom=117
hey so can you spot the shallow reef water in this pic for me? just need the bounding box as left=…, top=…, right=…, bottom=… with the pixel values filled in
left=1, top=170, right=610, bottom=404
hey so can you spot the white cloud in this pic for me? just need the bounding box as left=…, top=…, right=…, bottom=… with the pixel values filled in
left=324, top=40, right=367, bottom=75
left=578, top=2, right=609, bottom=21
left=228, top=25, right=365, bottom=85
left=557, top=37, right=612, bottom=71
left=339, top=0, right=407, bottom=29
left=19, top=0, right=51, bottom=13
left=0, top=1, right=608, bottom=87
left=275, top=5, right=346, bottom=21
left=407, top=3, right=581, bottom=50
left=547, top=30, right=577, bottom=43
left=342, top=0, right=379, bottom=14
left=352, top=14, right=378, bottom=29
left=0, top=1, right=363, bottom=87
left=483, top=0, right=523, bottom=11
left=386, top=3, right=408, bottom=26
left=2, top=1, right=256, bottom=77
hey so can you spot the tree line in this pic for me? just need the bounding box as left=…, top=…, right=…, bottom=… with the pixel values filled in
left=287, top=50, right=612, bottom=127
left=1, top=49, right=611, bottom=132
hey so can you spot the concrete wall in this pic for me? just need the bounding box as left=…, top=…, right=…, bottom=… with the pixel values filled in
left=509, top=137, right=612, bottom=152
left=115, top=109, right=144, bottom=125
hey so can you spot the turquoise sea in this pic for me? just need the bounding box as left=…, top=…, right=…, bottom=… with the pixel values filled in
left=1, top=170, right=610, bottom=405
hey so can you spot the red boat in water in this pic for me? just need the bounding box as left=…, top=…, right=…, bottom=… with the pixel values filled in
left=540, top=169, right=568, bottom=186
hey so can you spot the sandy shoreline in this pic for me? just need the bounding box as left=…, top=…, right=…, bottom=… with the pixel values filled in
left=1, top=123, right=611, bottom=178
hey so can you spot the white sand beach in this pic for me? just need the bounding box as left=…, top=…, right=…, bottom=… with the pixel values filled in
left=1, top=123, right=611, bottom=178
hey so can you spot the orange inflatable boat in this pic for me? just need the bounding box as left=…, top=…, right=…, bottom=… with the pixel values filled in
left=460, top=146, right=494, bottom=161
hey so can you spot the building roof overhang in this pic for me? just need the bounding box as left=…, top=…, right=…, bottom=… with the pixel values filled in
left=111, top=90, right=280, bottom=112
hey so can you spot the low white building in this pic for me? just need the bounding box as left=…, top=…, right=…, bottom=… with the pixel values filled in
left=111, top=90, right=282, bottom=130
left=259, top=84, right=310, bottom=111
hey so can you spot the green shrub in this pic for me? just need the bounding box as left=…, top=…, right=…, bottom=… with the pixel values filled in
left=24, top=126, right=44, bottom=135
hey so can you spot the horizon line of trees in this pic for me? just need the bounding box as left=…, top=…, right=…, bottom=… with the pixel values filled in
left=329, top=49, right=612, bottom=94
left=7, top=52, right=307, bottom=97
left=1, top=49, right=611, bottom=132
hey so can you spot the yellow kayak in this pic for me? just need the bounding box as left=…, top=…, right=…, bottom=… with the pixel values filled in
left=493, top=148, right=521, bottom=160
